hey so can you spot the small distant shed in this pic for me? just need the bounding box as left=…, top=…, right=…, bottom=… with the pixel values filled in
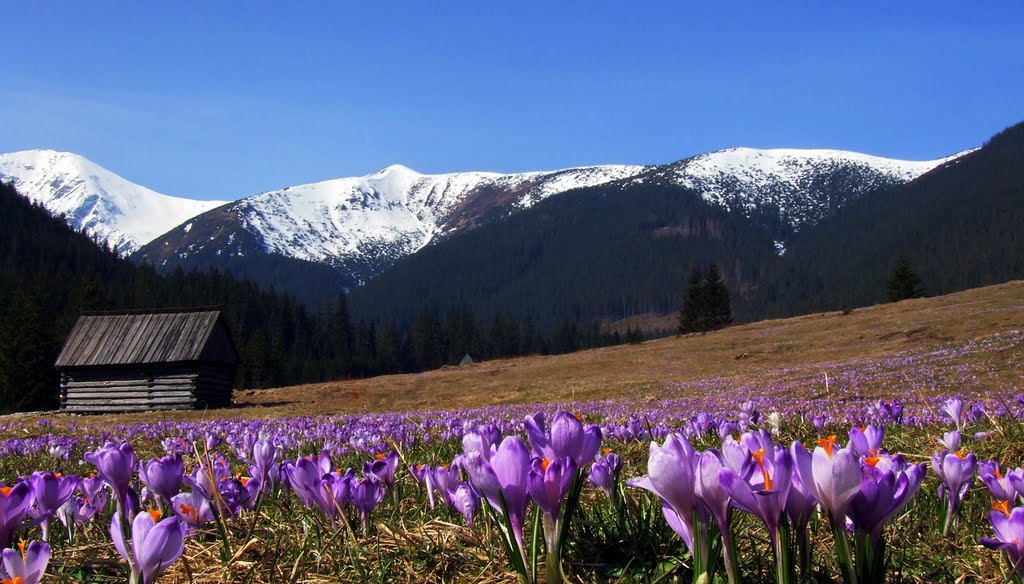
left=459, top=353, right=475, bottom=366
left=55, top=308, right=239, bottom=413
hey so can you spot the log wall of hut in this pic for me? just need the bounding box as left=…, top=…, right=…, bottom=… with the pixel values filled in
left=60, top=363, right=234, bottom=413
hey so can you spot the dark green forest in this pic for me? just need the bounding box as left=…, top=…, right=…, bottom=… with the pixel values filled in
left=760, top=122, right=1024, bottom=315
left=347, top=179, right=780, bottom=332
left=348, top=122, right=1024, bottom=330
left=0, top=182, right=631, bottom=412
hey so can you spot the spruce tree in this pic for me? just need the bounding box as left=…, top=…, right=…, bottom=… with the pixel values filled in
left=705, top=263, right=733, bottom=329
left=887, top=252, right=925, bottom=302
left=678, top=266, right=706, bottom=334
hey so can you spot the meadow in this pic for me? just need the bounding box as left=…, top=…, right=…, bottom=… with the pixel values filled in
left=0, top=281, right=1022, bottom=583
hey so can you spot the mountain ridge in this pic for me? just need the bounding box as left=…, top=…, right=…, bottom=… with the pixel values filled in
left=0, top=149, right=227, bottom=254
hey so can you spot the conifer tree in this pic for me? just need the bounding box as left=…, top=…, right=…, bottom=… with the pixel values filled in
left=678, top=266, right=706, bottom=334
left=705, top=263, right=733, bottom=329
left=887, top=252, right=926, bottom=302
left=679, top=264, right=733, bottom=334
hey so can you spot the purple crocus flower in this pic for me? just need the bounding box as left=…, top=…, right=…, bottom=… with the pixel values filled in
left=138, top=454, right=184, bottom=504
left=351, top=477, right=385, bottom=538
left=409, top=464, right=437, bottom=509
left=694, top=449, right=739, bottom=584
left=937, top=430, right=961, bottom=452
left=170, top=491, right=214, bottom=533
left=811, top=415, right=827, bottom=436
left=525, top=411, right=602, bottom=465
left=284, top=456, right=323, bottom=508
left=80, top=474, right=107, bottom=508
left=942, top=398, right=964, bottom=429
left=85, top=442, right=137, bottom=513
left=433, top=464, right=461, bottom=509
left=451, top=482, right=479, bottom=527
left=626, top=434, right=700, bottom=555
left=57, top=496, right=99, bottom=535
left=0, top=540, right=50, bottom=584
left=29, top=471, right=80, bottom=541
left=932, top=449, right=977, bottom=535
left=0, top=481, right=33, bottom=550
left=111, top=510, right=186, bottom=584
left=311, top=471, right=354, bottom=521
left=366, top=450, right=400, bottom=503
left=464, top=435, right=531, bottom=558
left=982, top=506, right=1024, bottom=579
left=980, top=460, right=1023, bottom=502
left=720, top=445, right=794, bottom=580
left=216, top=477, right=251, bottom=518
left=251, top=438, right=278, bottom=492
left=528, top=455, right=578, bottom=584
left=848, top=425, right=884, bottom=458
left=848, top=458, right=926, bottom=545
left=527, top=456, right=577, bottom=518
left=589, top=452, right=622, bottom=504
left=793, top=437, right=861, bottom=522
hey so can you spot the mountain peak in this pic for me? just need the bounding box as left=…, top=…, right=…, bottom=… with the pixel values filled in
left=0, top=150, right=226, bottom=254
left=373, top=163, right=421, bottom=177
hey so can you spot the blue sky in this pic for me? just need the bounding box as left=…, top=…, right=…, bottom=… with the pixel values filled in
left=2, top=2, right=1021, bottom=200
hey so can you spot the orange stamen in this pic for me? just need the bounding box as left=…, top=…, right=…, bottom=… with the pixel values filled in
left=541, top=458, right=551, bottom=471
left=239, top=477, right=250, bottom=487
left=0, top=487, right=11, bottom=497
left=376, top=453, right=385, bottom=461
left=752, top=448, right=773, bottom=491
left=817, top=435, right=837, bottom=458
left=55, top=473, right=62, bottom=478
left=996, top=468, right=1004, bottom=479
left=574, top=413, right=584, bottom=422
left=180, top=503, right=198, bottom=522
left=955, top=451, right=965, bottom=459
left=865, top=455, right=881, bottom=468
left=414, top=465, right=422, bottom=471
left=4, top=576, right=24, bottom=584
left=147, top=509, right=162, bottom=522
left=17, top=540, right=26, bottom=559
left=994, top=499, right=1011, bottom=517
left=603, top=448, right=611, bottom=455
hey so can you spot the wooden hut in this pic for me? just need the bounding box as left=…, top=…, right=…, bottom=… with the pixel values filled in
left=55, top=308, right=239, bottom=413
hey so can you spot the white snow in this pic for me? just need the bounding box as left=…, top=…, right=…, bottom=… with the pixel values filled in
left=663, top=147, right=963, bottom=226
left=237, top=163, right=648, bottom=266
left=0, top=150, right=226, bottom=254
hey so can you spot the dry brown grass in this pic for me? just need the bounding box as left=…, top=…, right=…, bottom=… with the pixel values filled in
left=42, top=280, right=1021, bottom=430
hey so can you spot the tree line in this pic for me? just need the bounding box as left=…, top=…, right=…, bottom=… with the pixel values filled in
left=0, top=181, right=646, bottom=412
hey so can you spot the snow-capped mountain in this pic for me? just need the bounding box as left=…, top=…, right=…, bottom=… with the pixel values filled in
left=2, top=145, right=962, bottom=290
left=636, top=147, right=966, bottom=228
left=135, top=163, right=647, bottom=283
left=0, top=150, right=226, bottom=254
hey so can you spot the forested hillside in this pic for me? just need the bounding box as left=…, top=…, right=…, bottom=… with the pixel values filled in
left=760, top=121, right=1024, bottom=316
left=346, top=122, right=1024, bottom=332
left=0, top=182, right=633, bottom=412
left=347, top=181, right=782, bottom=332
left=0, top=181, right=361, bottom=411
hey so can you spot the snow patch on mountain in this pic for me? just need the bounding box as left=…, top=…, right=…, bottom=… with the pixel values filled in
left=655, top=147, right=963, bottom=227
left=233, top=163, right=648, bottom=267
left=0, top=150, right=226, bottom=253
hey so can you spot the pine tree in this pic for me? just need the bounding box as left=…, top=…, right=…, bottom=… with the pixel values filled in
left=678, top=266, right=706, bottom=334
left=705, top=263, right=733, bottom=329
left=678, top=264, right=733, bottom=334
left=887, top=252, right=925, bottom=302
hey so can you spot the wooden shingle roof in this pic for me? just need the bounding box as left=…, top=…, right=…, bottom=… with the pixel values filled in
left=55, top=309, right=238, bottom=367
